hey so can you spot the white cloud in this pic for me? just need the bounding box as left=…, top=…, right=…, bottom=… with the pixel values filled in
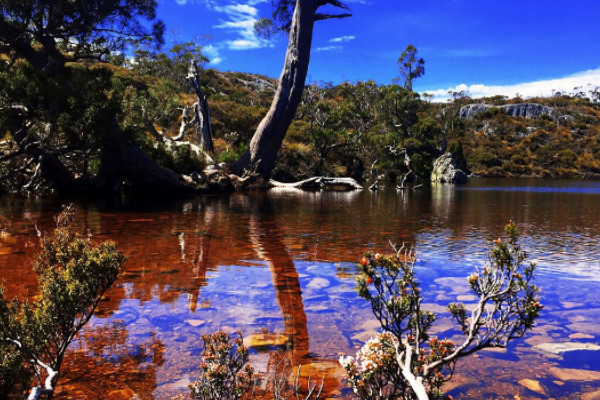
left=212, top=1, right=271, bottom=51
left=214, top=4, right=259, bottom=17
left=315, top=45, right=343, bottom=52
left=330, top=35, right=356, bottom=43
left=424, top=68, right=600, bottom=102
left=203, top=44, right=223, bottom=65
left=176, top=1, right=271, bottom=51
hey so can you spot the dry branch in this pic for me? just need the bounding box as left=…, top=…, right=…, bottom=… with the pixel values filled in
left=269, top=176, right=363, bottom=190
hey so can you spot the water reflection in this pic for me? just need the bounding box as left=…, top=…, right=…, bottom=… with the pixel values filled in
left=57, top=323, right=165, bottom=399
left=1, top=180, right=600, bottom=399
left=247, top=199, right=310, bottom=362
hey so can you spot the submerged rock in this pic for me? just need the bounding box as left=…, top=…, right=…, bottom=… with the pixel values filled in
left=243, top=332, right=290, bottom=350
left=549, top=367, right=600, bottom=381
left=291, top=360, right=345, bottom=397
left=431, top=154, right=468, bottom=184
left=518, top=378, right=546, bottom=395
left=534, top=342, right=600, bottom=358
left=582, top=389, right=600, bottom=400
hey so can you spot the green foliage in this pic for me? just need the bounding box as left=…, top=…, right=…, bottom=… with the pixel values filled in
left=131, top=42, right=209, bottom=90
left=0, top=62, right=128, bottom=182
left=342, top=222, right=541, bottom=400
left=0, top=337, right=32, bottom=399
left=216, top=143, right=248, bottom=165
left=141, top=142, right=207, bottom=175
left=0, top=0, right=164, bottom=70
left=280, top=80, right=442, bottom=182
left=446, top=140, right=469, bottom=173
left=0, top=205, right=125, bottom=398
left=396, top=45, right=425, bottom=91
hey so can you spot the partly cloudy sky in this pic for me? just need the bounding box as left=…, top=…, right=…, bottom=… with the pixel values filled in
left=157, top=0, right=600, bottom=100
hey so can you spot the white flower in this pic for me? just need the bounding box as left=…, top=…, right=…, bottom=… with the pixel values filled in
left=339, top=355, right=355, bottom=369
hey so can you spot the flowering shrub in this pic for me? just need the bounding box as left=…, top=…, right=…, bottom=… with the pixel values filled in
left=339, top=332, right=405, bottom=399
left=341, top=222, right=541, bottom=400
left=189, top=331, right=325, bottom=400
left=189, top=331, right=255, bottom=400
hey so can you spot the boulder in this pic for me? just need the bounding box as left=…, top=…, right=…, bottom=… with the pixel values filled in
left=459, top=103, right=492, bottom=119
left=558, top=114, right=575, bottom=124
left=459, top=103, right=555, bottom=119
left=431, top=154, right=468, bottom=184
left=502, top=103, right=555, bottom=118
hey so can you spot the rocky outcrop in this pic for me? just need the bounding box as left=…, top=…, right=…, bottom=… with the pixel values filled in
left=235, top=75, right=276, bottom=93
left=459, top=104, right=492, bottom=119
left=459, top=103, right=555, bottom=119
left=502, top=103, right=555, bottom=118
left=431, top=154, right=468, bottom=184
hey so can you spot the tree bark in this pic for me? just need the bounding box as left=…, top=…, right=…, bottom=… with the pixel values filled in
left=269, top=176, right=363, bottom=190
left=231, top=0, right=317, bottom=177
left=187, top=61, right=214, bottom=153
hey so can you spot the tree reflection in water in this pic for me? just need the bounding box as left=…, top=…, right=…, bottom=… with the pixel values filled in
left=244, top=195, right=344, bottom=396
left=56, top=323, right=164, bottom=399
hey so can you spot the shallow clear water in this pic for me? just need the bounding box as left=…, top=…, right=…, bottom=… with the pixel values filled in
left=1, top=179, right=600, bottom=399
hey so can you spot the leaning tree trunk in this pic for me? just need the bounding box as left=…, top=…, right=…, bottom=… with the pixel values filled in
left=187, top=60, right=214, bottom=153
left=231, top=0, right=317, bottom=177
left=95, top=119, right=194, bottom=194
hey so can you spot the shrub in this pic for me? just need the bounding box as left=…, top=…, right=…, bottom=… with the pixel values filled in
left=190, top=331, right=255, bottom=400
left=0, top=205, right=125, bottom=399
left=189, top=331, right=324, bottom=400
left=341, top=222, right=541, bottom=400
left=142, top=141, right=207, bottom=175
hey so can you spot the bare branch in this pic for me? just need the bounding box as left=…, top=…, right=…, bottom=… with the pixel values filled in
left=314, top=13, right=353, bottom=21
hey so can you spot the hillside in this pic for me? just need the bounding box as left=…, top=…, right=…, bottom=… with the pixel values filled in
left=444, top=96, right=600, bottom=178
left=197, top=69, right=600, bottom=181
left=2, top=57, right=599, bottom=194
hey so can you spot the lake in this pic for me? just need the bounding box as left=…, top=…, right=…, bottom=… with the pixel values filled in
left=1, top=179, right=600, bottom=399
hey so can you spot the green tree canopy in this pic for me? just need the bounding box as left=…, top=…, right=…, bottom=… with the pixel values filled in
left=0, top=0, right=164, bottom=74
left=397, top=45, right=425, bottom=91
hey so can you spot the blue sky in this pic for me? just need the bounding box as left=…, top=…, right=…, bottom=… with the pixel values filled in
left=157, top=0, right=600, bottom=100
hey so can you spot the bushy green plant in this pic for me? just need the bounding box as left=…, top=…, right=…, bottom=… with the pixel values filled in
left=0, top=205, right=125, bottom=399
left=141, top=141, right=207, bottom=175
left=0, top=339, right=33, bottom=399
left=341, top=222, right=542, bottom=400
left=217, top=143, right=248, bottom=165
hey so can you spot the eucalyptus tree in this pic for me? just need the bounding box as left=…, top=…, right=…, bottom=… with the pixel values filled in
left=231, top=0, right=352, bottom=178
left=397, top=45, right=425, bottom=92
left=0, top=0, right=164, bottom=74
left=0, top=0, right=199, bottom=193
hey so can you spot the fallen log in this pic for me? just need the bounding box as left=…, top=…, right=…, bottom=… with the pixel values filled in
left=269, top=176, right=363, bottom=191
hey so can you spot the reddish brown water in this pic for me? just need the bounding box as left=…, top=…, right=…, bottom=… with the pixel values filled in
left=2, top=179, right=600, bottom=399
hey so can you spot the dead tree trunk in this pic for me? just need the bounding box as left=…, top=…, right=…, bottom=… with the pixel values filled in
left=187, top=60, right=214, bottom=153
left=231, top=0, right=318, bottom=177
left=269, top=176, right=363, bottom=190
